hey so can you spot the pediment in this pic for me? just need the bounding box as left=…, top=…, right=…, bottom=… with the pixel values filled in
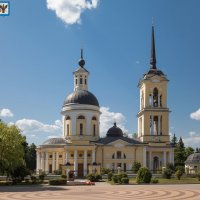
left=108, top=139, right=130, bottom=147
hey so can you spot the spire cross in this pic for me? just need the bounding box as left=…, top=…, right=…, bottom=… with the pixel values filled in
left=81, top=48, right=83, bottom=59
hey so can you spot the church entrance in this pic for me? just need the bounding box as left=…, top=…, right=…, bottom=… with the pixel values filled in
left=78, top=163, right=84, bottom=178
left=153, top=156, right=159, bottom=172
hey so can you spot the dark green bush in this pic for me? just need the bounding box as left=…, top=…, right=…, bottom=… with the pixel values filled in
left=31, top=175, right=37, bottom=184
left=166, top=163, right=175, bottom=172
left=175, top=170, right=183, bottom=180
left=132, top=162, right=141, bottom=173
left=107, top=172, right=113, bottom=181
left=49, top=179, right=66, bottom=185
left=61, top=175, right=67, bottom=179
left=175, top=166, right=185, bottom=174
left=136, top=167, right=152, bottom=183
left=86, top=173, right=102, bottom=182
left=121, top=177, right=129, bottom=184
left=39, top=174, right=45, bottom=181
left=163, top=169, right=173, bottom=179
left=196, top=171, right=200, bottom=181
left=101, top=167, right=111, bottom=174
left=112, top=175, right=119, bottom=183
left=151, top=177, right=159, bottom=184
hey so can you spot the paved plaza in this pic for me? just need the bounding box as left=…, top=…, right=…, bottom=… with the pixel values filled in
left=1, top=183, right=200, bottom=200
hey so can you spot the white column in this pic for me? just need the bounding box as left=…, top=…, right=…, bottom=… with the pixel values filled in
left=36, top=152, right=41, bottom=173
left=149, top=151, right=152, bottom=170
left=84, top=150, right=88, bottom=176
left=163, top=151, right=166, bottom=167
left=45, top=152, right=49, bottom=173
left=92, top=149, right=96, bottom=164
left=56, top=152, right=59, bottom=170
left=41, top=152, right=44, bottom=172
left=52, top=152, right=55, bottom=173
left=143, top=147, right=146, bottom=167
left=158, top=115, right=161, bottom=135
left=63, top=152, right=65, bottom=165
left=74, top=150, right=78, bottom=177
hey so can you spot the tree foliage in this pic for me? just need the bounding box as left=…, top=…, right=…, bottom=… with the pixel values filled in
left=136, top=167, right=152, bottom=183
left=0, top=121, right=25, bottom=176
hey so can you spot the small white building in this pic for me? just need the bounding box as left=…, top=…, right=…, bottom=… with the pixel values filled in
left=185, top=153, right=200, bottom=174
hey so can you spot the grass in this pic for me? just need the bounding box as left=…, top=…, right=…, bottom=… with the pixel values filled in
left=129, top=177, right=200, bottom=184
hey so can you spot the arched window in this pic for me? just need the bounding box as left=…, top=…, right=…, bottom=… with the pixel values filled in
left=93, top=124, right=96, bottom=136
left=153, top=88, right=158, bottom=107
left=117, top=151, right=122, bottom=159
left=75, top=79, right=77, bottom=85
left=78, top=115, right=85, bottom=119
left=80, top=123, right=83, bottom=135
left=124, top=153, right=126, bottom=159
left=160, top=95, right=162, bottom=107
left=112, top=153, right=115, bottom=159
left=92, top=116, right=97, bottom=120
left=153, top=156, right=159, bottom=171
left=80, top=77, right=83, bottom=84
left=85, top=79, right=87, bottom=85
left=67, top=124, right=69, bottom=136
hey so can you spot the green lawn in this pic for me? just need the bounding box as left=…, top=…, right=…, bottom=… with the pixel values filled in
left=129, top=177, right=200, bottom=184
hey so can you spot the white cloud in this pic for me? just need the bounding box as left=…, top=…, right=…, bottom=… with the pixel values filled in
left=183, top=131, right=200, bottom=148
left=46, top=0, right=99, bottom=25
left=190, top=108, right=200, bottom=120
left=15, top=119, right=62, bottom=135
left=0, top=108, right=14, bottom=117
left=100, top=107, right=128, bottom=137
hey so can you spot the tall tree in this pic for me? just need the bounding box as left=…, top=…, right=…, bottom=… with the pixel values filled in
left=185, top=146, right=194, bottom=158
left=171, top=133, right=177, bottom=145
left=174, top=137, right=186, bottom=167
left=0, top=121, right=25, bottom=176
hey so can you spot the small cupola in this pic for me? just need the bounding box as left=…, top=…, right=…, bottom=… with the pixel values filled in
left=106, top=122, right=123, bottom=137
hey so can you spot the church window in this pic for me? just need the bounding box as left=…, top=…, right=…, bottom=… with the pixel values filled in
left=85, top=79, right=87, bottom=85
left=80, top=78, right=83, bottom=84
left=76, top=79, right=77, bottom=85
left=160, top=95, right=162, bottom=107
left=59, top=155, right=62, bottom=158
left=92, top=116, right=97, bottom=120
left=49, top=155, right=52, bottom=158
left=67, top=124, right=69, bottom=136
left=78, top=115, right=85, bottom=119
left=112, top=153, right=115, bottom=159
left=124, top=153, right=126, bottom=159
left=117, top=151, right=122, bottom=159
left=124, top=163, right=126, bottom=172
left=153, top=88, right=159, bottom=107
left=93, top=124, right=96, bottom=136
left=80, top=123, right=83, bottom=135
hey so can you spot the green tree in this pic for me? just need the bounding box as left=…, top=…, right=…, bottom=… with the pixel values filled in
left=0, top=121, right=25, bottom=176
left=25, top=143, right=36, bottom=171
left=171, top=133, right=177, bottom=145
left=174, top=137, right=186, bottom=167
left=185, top=146, right=194, bottom=158
left=132, top=162, right=141, bottom=173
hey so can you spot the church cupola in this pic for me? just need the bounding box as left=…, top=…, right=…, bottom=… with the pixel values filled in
left=73, top=49, right=89, bottom=91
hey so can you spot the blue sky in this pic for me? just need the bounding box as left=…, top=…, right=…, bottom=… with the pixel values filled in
left=0, top=0, right=200, bottom=148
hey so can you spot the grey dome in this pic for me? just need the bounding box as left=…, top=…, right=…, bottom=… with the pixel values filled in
left=106, top=123, right=123, bottom=137
left=185, top=153, right=200, bottom=164
left=42, top=137, right=67, bottom=145
left=64, top=90, right=99, bottom=107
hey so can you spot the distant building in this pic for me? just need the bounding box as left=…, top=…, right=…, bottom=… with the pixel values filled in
left=185, top=153, right=200, bottom=174
left=36, top=24, right=174, bottom=176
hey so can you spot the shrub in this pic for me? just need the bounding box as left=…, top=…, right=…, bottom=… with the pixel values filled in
left=107, top=172, right=113, bottom=181
left=112, top=175, right=119, bottom=183
left=175, top=166, right=185, bottom=174
left=39, top=174, right=45, bottom=181
left=121, top=177, right=129, bottom=184
left=151, top=177, right=159, bottom=184
left=196, top=171, right=200, bottom=181
left=132, top=162, right=141, bottom=173
left=166, top=163, right=175, bottom=172
left=61, top=175, right=67, bottom=179
left=49, top=179, right=66, bottom=185
left=136, top=167, right=152, bottom=184
left=31, top=175, right=37, bottom=184
left=175, top=170, right=183, bottom=180
left=163, top=169, right=173, bottom=179
left=86, top=173, right=102, bottom=182
left=101, top=167, right=111, bottom=174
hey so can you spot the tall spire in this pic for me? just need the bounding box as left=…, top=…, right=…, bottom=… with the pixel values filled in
left=79, top=48, right=85, bottom=67
left=150, top=19, right=157, bottom=69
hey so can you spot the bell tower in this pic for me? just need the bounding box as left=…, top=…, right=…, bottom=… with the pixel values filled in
left=137, top=24, right=170, bottom=143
